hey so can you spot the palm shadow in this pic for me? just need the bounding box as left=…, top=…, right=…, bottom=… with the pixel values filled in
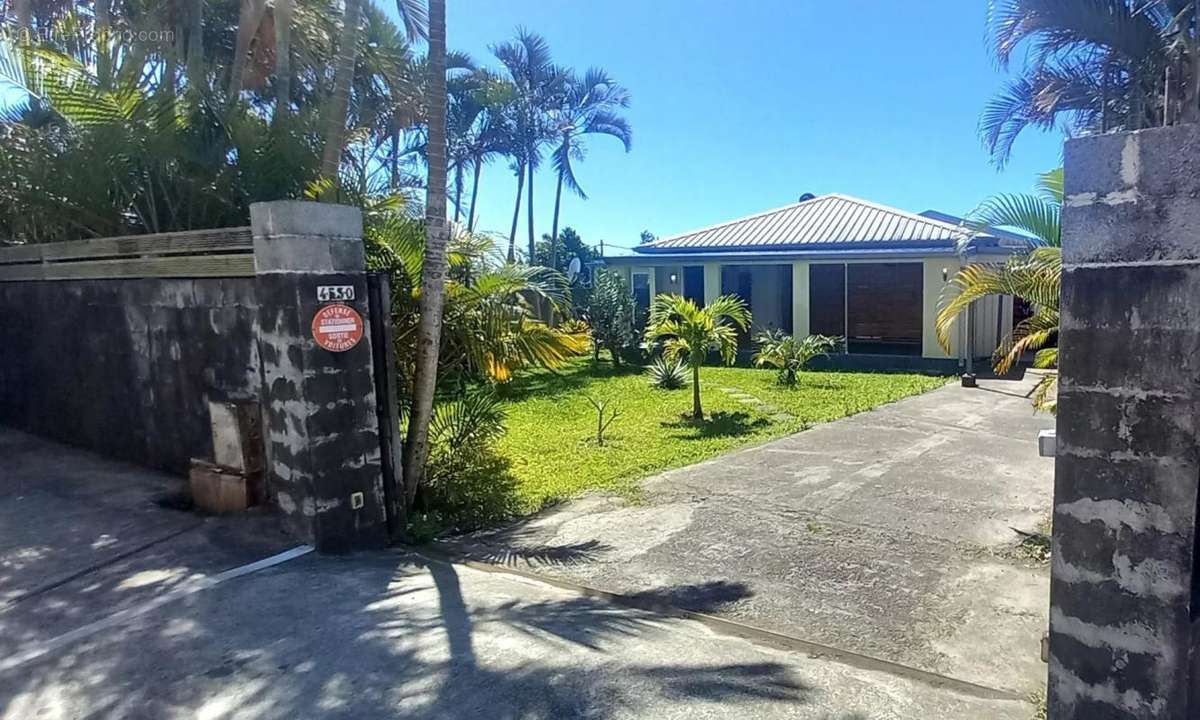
left=662, top=411, right=770, bottom=439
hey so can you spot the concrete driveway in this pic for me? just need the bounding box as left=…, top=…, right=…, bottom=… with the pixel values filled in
left=455, top=372, right=1056, bottom=697
left=0, top=426, right=1032, bottom=719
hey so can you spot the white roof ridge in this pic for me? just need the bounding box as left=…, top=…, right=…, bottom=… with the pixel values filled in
left=820, top=193, right=971, bottom=236
left=640, top=193, right=970, bottom=251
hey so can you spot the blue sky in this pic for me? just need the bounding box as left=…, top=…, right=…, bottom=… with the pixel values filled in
left=428, top=0, right=1062, bottom=256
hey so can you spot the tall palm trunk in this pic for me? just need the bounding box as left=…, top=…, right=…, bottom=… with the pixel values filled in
left=550, top=166, right=564, bottom=271
left=390, top=129, right=401, bottom=188
left=186, top=0, right=205, bottom=94
left=13, top=0, right=30, bottom=30
left=525, top=151, right=535, bottom=260
left=320, top=0, right=363, bottom=182
left=691, top=362, right=702, bottom=420
left=453, top=163, right=464, bottom=223
left=467, top=158, right=482, bottom=231
left=95, top=0, right=111, bottom=88
left=507, top=161, right=524, bottom=262
left=402, top=0, right=449, bottom=513
left=272, top=0, right=293, bottom=125
left=228, top=0, right=267, bottom=99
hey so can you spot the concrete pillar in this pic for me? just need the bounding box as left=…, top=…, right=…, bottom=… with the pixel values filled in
left=791, top=261, right=809, bottom=338
left=1050, top=124, right=1200, bottom=719
left=703, top=263, right=721, bottom=306
left=251, top=201, right=388, bottom=552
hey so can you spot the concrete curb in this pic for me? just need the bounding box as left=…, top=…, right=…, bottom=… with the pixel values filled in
left=416, top=541, right=1028, bottom=704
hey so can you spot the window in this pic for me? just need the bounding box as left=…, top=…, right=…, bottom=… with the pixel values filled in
left=632, top=272, right=650, bottom=310
left=683, top=266, right=705, bottom=306
left=809, top=262, right=922, bottom=355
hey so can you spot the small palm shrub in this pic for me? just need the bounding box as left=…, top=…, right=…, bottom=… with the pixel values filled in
left=423, top=392, right=520, bottom=531
left=648, top=356, right=688, bottom=390
left=753, top=330, right=840, bottom=386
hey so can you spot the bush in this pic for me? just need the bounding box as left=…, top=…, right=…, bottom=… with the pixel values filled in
left=421, top=392, right=521, bottom=532
left=648, top=355, right=688, bottom=389
left=753, top=330, right=841, bottom=386
left=584, top=269, right=637, bottom=366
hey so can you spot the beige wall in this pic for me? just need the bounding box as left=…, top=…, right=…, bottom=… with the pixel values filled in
left=655, top=266, right=682, bottom=297
left=922, top=258, right=958, bottom=359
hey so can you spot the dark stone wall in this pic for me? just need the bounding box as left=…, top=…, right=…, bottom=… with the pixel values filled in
left=0, top=278, right=261, bottom=474
left=1051, top=124, right=1200, bottom=719
left=254, top=271, right=387, bottom=552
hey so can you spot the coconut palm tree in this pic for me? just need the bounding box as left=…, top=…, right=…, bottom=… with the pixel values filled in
left=936, top=169, right=1062, bottom=411
left=981, top=0, right=1200, bottom=167
left=645, top=294, right=752, bottom=421
left=491, top=29, right=565, bottom=261
left=547, top=67, right=631, bottom=272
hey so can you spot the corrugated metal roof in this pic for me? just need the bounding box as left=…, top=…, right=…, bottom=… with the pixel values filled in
left=635, top=194, right=970, bottom=254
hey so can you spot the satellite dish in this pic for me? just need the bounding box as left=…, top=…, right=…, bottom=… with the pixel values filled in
left=567, top=257, right=582, bottom=283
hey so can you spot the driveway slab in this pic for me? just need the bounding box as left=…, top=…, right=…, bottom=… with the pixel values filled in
left=454, top=373, right=1056, bottom=696
left=1, top=552, right=1030, bottom=719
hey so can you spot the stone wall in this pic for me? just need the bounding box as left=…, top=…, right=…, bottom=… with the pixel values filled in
left=0, top=277, right=260, bottom=474
left=0, top=202, right=395, bottom=552
left=1051, top=123, right=1200, bottom=718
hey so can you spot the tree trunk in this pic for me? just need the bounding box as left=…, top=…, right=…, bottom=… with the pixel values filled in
left=272, top=0, right=293, bottom=126
left=452, top=163, right=464, bottom=223
left=390, top=130, right=400, bottom=189
left=228, top=0, right=267, bottom=99
left=467, top=158, right=482, bottom=231
left=13, top=0, right=30, bottom=29
left=402, top=0, right=449, bottom=513
left=550, top=167, right=564, bottom=272
left=186, top=0, right=205, bottom=94
left=319, top=0, right=362, bottom=183
left=95, top=0, right=111, bottom=88
left=526, top=149, right=535, bottom=260
left=507, top=161, right=524, bottom=262
left=692, top=363, right=702, bottom=420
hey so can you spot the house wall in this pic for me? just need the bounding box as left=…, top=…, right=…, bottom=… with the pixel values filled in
left=611, top=254, right=1016, bottom=365
left=655, top=266, right=682, bottom=297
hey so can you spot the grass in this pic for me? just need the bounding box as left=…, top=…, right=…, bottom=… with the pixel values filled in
left=493, top=358, right=948, bottom=515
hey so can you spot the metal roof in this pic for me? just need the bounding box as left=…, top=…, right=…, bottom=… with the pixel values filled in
left=635, top=194, right=974, bottom=254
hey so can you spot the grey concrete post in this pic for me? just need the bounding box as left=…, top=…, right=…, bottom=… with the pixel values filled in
left=1051, top=124, right=1200, bottom=718
left=250, top=201, right=388, bottom=552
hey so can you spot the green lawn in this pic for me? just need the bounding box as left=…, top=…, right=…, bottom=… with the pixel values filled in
left=493, top=359, right=948, bottom=514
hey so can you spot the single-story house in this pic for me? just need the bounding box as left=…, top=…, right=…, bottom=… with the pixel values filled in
left=601, top=193, right=1032, bottom=372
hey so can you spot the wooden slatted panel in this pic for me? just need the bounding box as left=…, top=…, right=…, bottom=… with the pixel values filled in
left=846, top=262, right=922, bottom=352
left=0, top=254, right=255, bottom=281
left=0, top=227, right=254, bottom=281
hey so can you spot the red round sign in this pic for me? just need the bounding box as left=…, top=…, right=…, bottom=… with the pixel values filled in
left=311, top=304, right=364, bottom=352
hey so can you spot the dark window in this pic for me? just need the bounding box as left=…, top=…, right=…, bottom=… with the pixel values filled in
left=632, top=273, right=650, bottom=310
left=683, top=266, right=705, bottom=306
left=846, top=263, right=922, bottom=355
left=809, top=264, right=846, bottom=350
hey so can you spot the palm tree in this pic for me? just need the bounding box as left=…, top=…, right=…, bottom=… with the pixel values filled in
left=753, top=331, right=840, bottom=387
left=547, top=67, right=631, bottom=272
left=321, top=0, right=428, bottom=183
left=981, top=0, right=1199, bottom=167
left=645, top=294, right=752, bottom=421
left=492, top=29, right=564, bottom=261
left=936, top=169, right=1062, bottom=411
left=402, top=0, right=448, bottom=512
left=446, top=67, right=508, bottom=225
